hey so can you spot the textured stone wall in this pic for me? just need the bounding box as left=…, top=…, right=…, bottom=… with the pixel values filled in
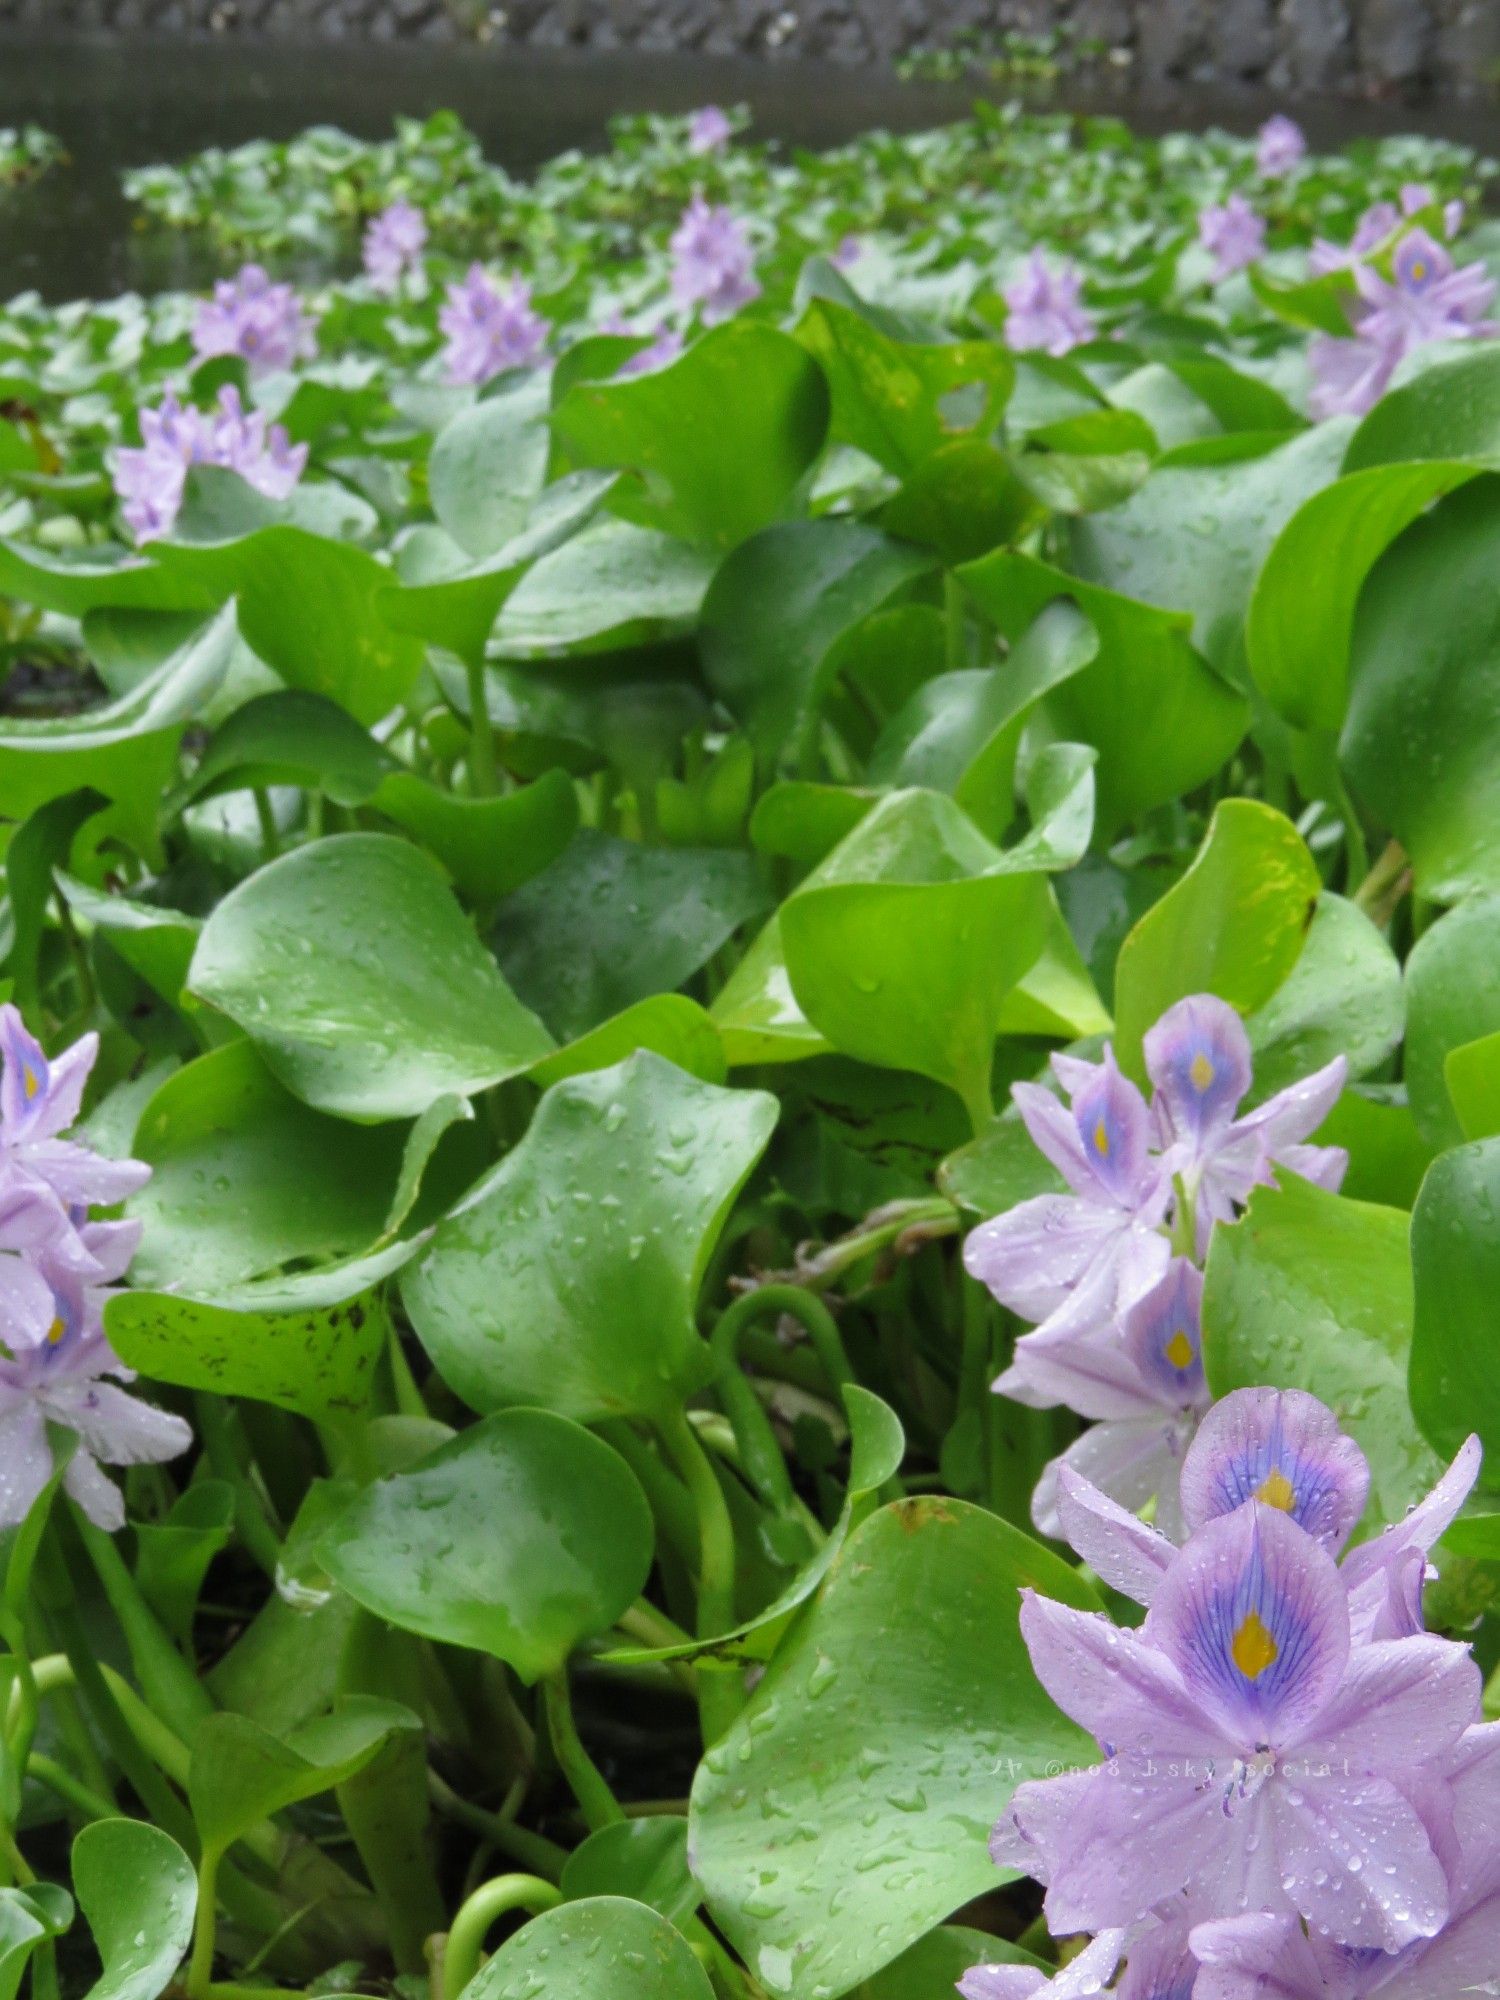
left=1, top=0, right=1496, bottom=98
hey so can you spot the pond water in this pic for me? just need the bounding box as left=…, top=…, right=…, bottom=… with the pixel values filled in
left=0, top=34, right=1496, bottom=302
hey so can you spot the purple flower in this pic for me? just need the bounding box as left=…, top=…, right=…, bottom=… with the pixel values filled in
left=967, top=1047, right=1172, bottom=1361
left=1307, top=330, right=1402, bottom=420
left=1198, top=194, right=1266, bottom=281
left=1308, top=202, right=1399, bottom=277
left=362, top=200, right=427, bottom=295
left=1144, top=994, right=1348, bottom=1255
left=995, top=1501, right=1479, bottom=1950
left=113, top=386, right=307, bottom=543
left=687, top=105, right=732, bottom=155
left=1024, top=1259, right=1210, bottom=1541
left=1180, top=1386, right=1371, bottom=1554
left=192, top=263, right=316, bottom=375
left=1310, top=228, right=1497, bottom=419
left=669, top=195, right=761, bottom=325
left=1003, top=251, right=1097, bottom=356
left=1256, top=115, right=1306, bottom=179
left=830, top=233, right=864, bottom=271
left=438, top=266, right=550, bottom=386
left=1, top=1006, right=150, bottom=1214
left=957, top=1929, right=1124, bottom=1998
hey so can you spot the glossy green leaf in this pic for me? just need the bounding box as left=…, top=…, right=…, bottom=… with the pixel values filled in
left=958, top=550, right=1247, bottom=833
left=189, top=1698, right=416, bottom=1859
left=490, top=829, right=769, bottom=1040
left=1410, top=1138, right=1500, bottom=1487
left=795, top=297, right=1013, bottom=474
left=127, top=1042, right=406, bottom=1290
left=151, top=527, right=423, bottom=725
left=1203, top=1174, right=1438, bottom=1529
left=3, top=788, right=108, bottom=1013
left=0, top=605, right=237, bottom=850
left=689, top=1498, right=1098, bottom=2000
left=72, top=1819, right=196, bottom=2000
left=1344, top=343, right=1500, bottom=473
left=528, top=995, right=727, bottom=1088
left=1247, top=461, right=1479, bottom=732
left=493, top=516, right=714, bottom=655
left=0, top=1888, right=71, bottom=2000
left=133, top=1482, right=235, bottom=1646
left=105, top=1247, right=411, bottom=1419
left=54, top=874, right=199, bottom=1010
left=1341, top=477, right=1500, bottom=902
left=1112, top=800, right=1321, bottom=1080
left=467, top=1897, right=713, bottom=2000
left=1446, top=1031, right=1500, bottom=1141
left=561, top=1819, right=698, bottom=1926
left=403, top=1052, right=778, bottom=1420
left=857, top=1928, right=1045, bottom=1999
left=701, top=520, right=934, bottom=768
left=320, top=1409, right=653, bottom=1679
left=370, top=766, right=579, bottom=905
left=189, top=834, right=555, bottom=1119
left=428, top=373, right=550, bottom=559
left=552, top=322, right=829, bottom=549
left=170, top=689, right=393, bottom=811
left=1404, top=894, right=1500, bottom=1148
left=1243, top=891, right=1403, bottom=1101
left=0, top=538, right=209, bottom=615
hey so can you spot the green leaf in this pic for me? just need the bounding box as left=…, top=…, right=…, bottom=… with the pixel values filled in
left=689, top=1498, right=1097, bottom=2000
left=189, top=1698, right=416, bottom=1861
left=1246, top=462, right=1480, bottom=732
left=1243, top=891, right=1403, bottom=1100
left=403, top=1052, right=777, bottom=1421
left=3, top=788, right=108, bottom=1013
left=782, top=871, right=1048, bottom=1127
left=0, top=1887, right=71, bottom=2000
left=127, top=1042, right=407, bottom=1291
left=1072, top=423, right=1349, bottom=686
left=1203, top=1174, right=1438, bottom=1530
left=1112, top=799, right=1321, bottom=1080
left=54, top=874, right=199, bottom=1010
left=795, top=297, right=1013, bottom=475
left=1344, top=343, right=1500, bottom=473
left=466, top=1897, right=713, bottom=2000
left=528, top=996, right=727, bottom=1089
left=1248, top=263, right=1357, bottom=335
left=370, top=767, right=579, bottom=905
left=700, top=520, right=934, bottom=769
left=1410, top=1138, right=1500, bottom=1488
left=552, top=322, right=829, bottom=549
left=72, top=1819, right=196, bottom=2000
left=105, top=1247, right=410, bottom=1419
left=1404, top=893, right=1500, bottom=1148
left=133, top=1483, right=235, bottom=1647
left=0, top=538, right=210, bottom=615
left=939, top=1109, right=1066, bottom=1217
left=865, top=600, right=1098, bottom=840
left=1446, top=1031, right=1500, bottom=1141
left=0, top=606, right=237, bottom=853
left=857, top=1928, right=1045, bottom=1999
left=1341, top=477, right=1500, bottom=902
left=189, top=833, right=555, bottom=1120
left=319, top=1410, right=653, bottom=1681
left=151, top=528, right=423, bottom=725
left=170, top=690, right=393, bottom=811
left=428, top=373, right=550, bottom=559
left=492, top=518, right=714, bottom=657
left=489, top=829, right=770, bottom=1041
left=561, top=1819, right=698, bottom=1926
left=957, top=550, right=1246, bottom=834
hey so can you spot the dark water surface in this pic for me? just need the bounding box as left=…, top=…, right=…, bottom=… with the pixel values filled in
left=0, top=33, right=1497, bottom=302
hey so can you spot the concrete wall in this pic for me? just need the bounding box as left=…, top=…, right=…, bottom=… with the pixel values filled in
left=2, top=0, right=1497, bottom=98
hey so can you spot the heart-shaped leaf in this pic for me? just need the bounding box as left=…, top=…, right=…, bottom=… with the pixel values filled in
left=72, top=1820, right=196, bottom=2000
left=465, top=1897, right=713, bottom=2000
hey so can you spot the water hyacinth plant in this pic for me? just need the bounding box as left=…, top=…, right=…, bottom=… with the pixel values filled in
left=0, top=90, right=1498, bottom=2000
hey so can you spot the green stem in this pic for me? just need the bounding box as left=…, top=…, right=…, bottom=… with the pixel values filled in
left=427, top=1773, right=566, bottom=1881
left=959, top=1066, right=996, bottom=1141
left=943, top=571, right=968, bottom=671
left=252, top=788, right=281, bottom=861
left=540, top=1671, right=622, bottom=1833
left=465, top=652, right=497, bottom=797
left=714, top=1283, right=856, bottom=1398
left=195, top=1395, right=283, bottom=1579
left=25, top=1751, right=117, bottom=1823
left=441, top=1874, right=562, bottom=2000
left=655, top=1410, right=740, bottom=1744
left=185, top=1846, right=223, bottom=2000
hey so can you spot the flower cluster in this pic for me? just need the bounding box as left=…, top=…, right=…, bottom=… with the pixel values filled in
left=965, top=1387, right=1491, bottom=1999
left=0, top=1008, right=190, bottom=1532
left=687, top=104, right=732, bottom=156
left=113, top=383, right=308, bottom=543
left=191, top=262, right=317, bottom=374
left=1309, top=217, right=1496, bottom=419
left=438, top=264, right=550, bottom=385
left=669, top=195, right=761, bottom=324
left=964, top=995, right=1346, bottom=1537
left=1002, top=251, right=1096, bottom=357
left=362, top=199, right=428, bottom=295
left=1256, top=114, right=1306, bottom=179
left=1197, top=193, right=1265, bottom=282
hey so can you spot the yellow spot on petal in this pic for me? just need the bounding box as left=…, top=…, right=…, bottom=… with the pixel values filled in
left=1255, top=1467, right=1297, bottom=1512
left=46, top=1317, right=65, bottom=1346
left=22, top=1063, right=39, bottom=1100
left=1410, top=259, right=1428, bottom=281
left=1165, top=1328, right=1195, bottom=1370
left=1189, top=1051, right=1215, bottom=1093
left=1093, top=1118, right=1110, bottom=1156
left=1231, top=1610, right=1279, bottom=1681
